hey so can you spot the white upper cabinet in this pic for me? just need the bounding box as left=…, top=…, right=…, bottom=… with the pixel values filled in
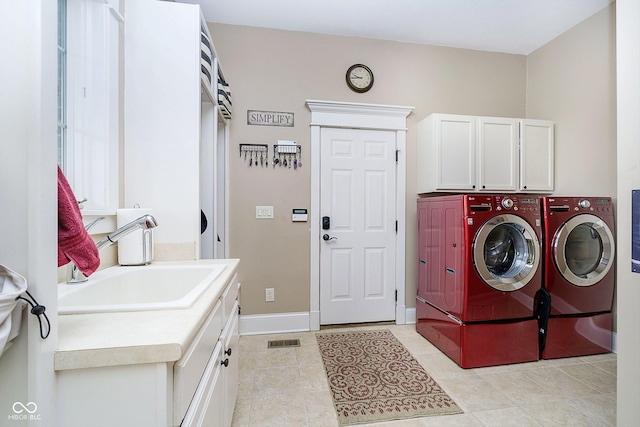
left=477, top=117, right=519, bottom=191
left=417, top=114, right=476, bottom=192
left=519, top=119, right=555, bottom=192
left=417, top=113, right=554, bottom=194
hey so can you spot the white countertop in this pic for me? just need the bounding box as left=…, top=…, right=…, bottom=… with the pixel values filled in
left=55, top=259, right=239, bottom=371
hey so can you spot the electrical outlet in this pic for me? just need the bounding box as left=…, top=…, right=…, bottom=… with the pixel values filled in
left=265, top=288, right=275, bottom=302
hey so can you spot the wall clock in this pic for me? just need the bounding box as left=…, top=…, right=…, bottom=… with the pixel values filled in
left=346, top=64, right=374, bottom=93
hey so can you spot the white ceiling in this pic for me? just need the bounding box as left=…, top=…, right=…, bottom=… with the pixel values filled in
left=180, top=0, right=612, bottom=55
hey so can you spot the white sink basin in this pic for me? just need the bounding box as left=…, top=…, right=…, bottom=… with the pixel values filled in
left=58, top=263, right=226, bottom=315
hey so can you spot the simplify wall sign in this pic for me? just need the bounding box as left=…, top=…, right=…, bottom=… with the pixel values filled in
left=247, top=110, right=294, bottom=127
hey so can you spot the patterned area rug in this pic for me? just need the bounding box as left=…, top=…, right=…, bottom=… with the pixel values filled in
left=316, top=329, right=462, bottom=426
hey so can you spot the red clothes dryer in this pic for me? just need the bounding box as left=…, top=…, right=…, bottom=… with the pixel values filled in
left=416, top=194, right=542, bottom=368
left=540, top=197, right=616, bottom=359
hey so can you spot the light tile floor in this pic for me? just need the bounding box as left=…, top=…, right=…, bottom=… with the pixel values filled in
left=231, top=325, right=616, bottom=427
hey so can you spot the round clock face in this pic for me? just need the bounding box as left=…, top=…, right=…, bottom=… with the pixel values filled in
left=346, top=64, right=374, bottom=93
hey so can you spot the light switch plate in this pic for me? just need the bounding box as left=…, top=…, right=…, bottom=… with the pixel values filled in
left=265, top=288, right=275, bottom=302
left=256, top=206, right=274, bottom=219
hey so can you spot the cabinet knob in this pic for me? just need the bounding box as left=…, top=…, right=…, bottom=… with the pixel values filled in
left=225, top=348, right=232, bottom=356
left=221, top=358, right=229, bottom=367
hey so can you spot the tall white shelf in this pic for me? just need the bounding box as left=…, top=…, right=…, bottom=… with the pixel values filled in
left=124, top=0, right=229, bottom=260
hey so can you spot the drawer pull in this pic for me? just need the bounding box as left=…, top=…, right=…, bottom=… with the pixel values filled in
left=221, top=358, right=229, bottom=367
left=446, top=268, right=455, bottom=275
left=225, top=348, right=232, bottom=356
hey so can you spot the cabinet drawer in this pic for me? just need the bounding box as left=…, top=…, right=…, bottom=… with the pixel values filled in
left=221, top=273, right=239, bottom=321
left=174, top=300, right=223, bottom=425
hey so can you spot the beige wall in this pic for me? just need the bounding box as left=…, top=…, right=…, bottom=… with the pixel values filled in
left=527, top=5, right=617, bottom=197
left=209, top=6, right=616, bottom=319
left=209, top=23, right=528, bottom=316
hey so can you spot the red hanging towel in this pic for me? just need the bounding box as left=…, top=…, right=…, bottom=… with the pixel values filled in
left=57, top=167, right=100, bottom=276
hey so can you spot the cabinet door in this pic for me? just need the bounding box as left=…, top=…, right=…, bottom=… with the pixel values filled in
left=181, top=342, right=224, bottom=427
left=520, top=120, right=554, bottom=192
left=477, top=117, right=519, bottom=191
left=435, top=115, right=476, bottom=190
left=220, top=304, right=240, bottom=427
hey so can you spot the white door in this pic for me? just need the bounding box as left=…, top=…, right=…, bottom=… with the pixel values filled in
left=320, top=127, right=397, bottom=325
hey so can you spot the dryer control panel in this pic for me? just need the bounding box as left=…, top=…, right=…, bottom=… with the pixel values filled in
left=545, top=197, right=613, bottom=214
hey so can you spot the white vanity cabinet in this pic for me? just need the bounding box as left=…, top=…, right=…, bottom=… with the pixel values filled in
left=180, top=286, right=239, bottom=427
left=56, top=261, right=240, bottom=427
left=417, top=113, right=554, bottom=194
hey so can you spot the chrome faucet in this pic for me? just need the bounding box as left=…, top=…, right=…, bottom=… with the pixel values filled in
left=68, top=214, right=158, bottom=283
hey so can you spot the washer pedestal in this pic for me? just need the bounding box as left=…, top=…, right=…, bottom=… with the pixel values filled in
left=542, top=313, right=612, bottom=359
left=416, top=298, right=539, bottom=368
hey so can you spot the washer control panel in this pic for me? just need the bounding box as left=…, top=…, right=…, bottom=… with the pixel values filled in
left=493, top=195, right=540, bottom=213
left=501, top=198, right=514, bottom=209
left=578, top=199, right=591, bottom=209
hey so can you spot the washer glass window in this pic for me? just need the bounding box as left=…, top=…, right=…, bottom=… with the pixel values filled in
left=484, top=224, right=534, bottom=277
left=474, top=214, right=540, bottom=292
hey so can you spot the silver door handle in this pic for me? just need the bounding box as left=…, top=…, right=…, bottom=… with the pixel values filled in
left=322, top=234, right=337, bottom=241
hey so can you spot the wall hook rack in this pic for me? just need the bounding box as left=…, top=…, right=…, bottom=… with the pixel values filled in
left=239, top=143, right=269, bottom=167
left=273, top=143, right=302, bottom=170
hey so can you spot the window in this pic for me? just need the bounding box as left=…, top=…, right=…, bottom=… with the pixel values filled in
left=59, top=0, right=121, bottom=214
left=57, top=0, right=67, bottom=171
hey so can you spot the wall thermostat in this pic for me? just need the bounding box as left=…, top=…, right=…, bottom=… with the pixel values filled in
left=292, top=208, right=308, bottom=222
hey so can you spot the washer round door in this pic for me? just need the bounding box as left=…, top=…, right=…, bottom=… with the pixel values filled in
left=473, top=214, right=541, bottom=292
left=552, top=214, right=615, bottom=287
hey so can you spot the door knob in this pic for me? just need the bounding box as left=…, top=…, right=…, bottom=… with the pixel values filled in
left=323, top=234, right=337, bottom=241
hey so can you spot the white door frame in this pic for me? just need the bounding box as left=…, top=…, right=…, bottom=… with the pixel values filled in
left=306, top=100, right=414, bottom=330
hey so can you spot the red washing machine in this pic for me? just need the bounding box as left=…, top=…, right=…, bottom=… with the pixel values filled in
left=540, top=197, right=616, bottom=359
left=416, top=194, right=542, bottom=368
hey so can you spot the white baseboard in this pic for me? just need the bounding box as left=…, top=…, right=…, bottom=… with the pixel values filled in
left=405, top=307, right=416, bottom=324
left=239, top=312, right=311, bottom=336
left=240, top=307, right=416, bottom=336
